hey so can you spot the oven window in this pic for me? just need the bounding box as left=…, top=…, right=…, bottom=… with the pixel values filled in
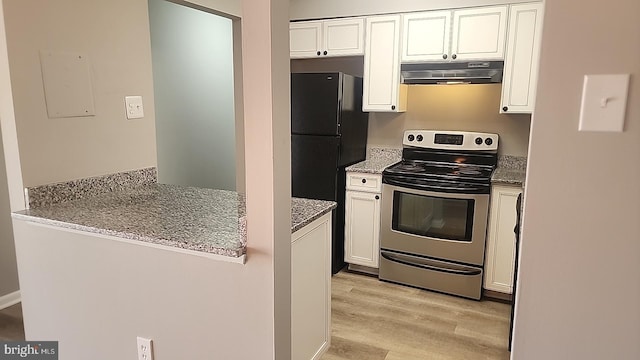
left=392, top=191, right=475, bottom=242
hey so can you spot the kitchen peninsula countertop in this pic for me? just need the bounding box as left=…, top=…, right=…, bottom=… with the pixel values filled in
left=13, top=184, right=336, bottom=261
left=291, top=198, right=337, bottom=233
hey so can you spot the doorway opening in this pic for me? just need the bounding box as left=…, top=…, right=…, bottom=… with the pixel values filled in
left=148, top=0, right=243, bottom=192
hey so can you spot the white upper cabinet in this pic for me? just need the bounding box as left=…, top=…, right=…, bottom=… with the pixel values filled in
left=401, top=11, right=451, bottom=62
left=290, top=18, right=364, bottom=59
left=363, top=15, right=407, bottom=112
left=451, top=6, right=508, bottom=60
left=323, top=18, right=365, bottom=57
left=401, top=6, right=507, bottom=63
left=290, top=21, right=323, bottom=58
left=501, top=2, right=545, bottom=114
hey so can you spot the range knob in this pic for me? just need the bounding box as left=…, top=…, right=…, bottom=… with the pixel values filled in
left=407, top=134, right=415, bottom=141
left=485, top=138, right=493, bottom=146
left=475, top=137, right=483, bottom=145
left=416, top=134, right=423, bottom=142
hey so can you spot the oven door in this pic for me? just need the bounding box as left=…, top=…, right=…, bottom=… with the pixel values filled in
left=380, top=183, right=490, bottom=266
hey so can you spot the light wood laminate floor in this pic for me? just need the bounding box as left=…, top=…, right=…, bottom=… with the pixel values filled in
left=321, top=271, right=511, bottom=360
left=0, top=273, right=510, bottom=359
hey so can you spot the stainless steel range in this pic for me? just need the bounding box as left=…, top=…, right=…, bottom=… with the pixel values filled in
left=379, top=130, right=498, bottom=300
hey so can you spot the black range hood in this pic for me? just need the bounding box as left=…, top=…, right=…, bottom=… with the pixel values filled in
left=401, top=61, right=504, bottom=85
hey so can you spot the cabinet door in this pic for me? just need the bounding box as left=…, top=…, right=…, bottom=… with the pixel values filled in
left=401, top=11, right=452, bottom=62
left=290, top=21, right=322, bottom=58
left=363, top=15, right=407, bottom=112
left=345, top=191, right=381, bottom=268
left=323, top=18, right=365, bottom=57
left=292, top=214, right=331, bottom=360
left=501, top=3, right=544, bottom=114
left=451, top=6, right=507, bottom=60
left=484, top=185, right=522, bottom=294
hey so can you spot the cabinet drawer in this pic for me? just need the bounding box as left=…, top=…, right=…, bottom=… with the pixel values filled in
left=346, top=173, right=382, bottom=193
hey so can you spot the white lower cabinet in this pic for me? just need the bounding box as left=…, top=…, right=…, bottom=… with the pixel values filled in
left=292, top=213, right=332, bottom=360
left=484, top=185, right=522, bottom=294
left=344, top=172, right=382, bottom=268
left=345, top=191, right=381, bottom=267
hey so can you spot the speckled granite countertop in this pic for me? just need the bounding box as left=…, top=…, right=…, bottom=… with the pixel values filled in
left=13, top=183, right=336, bottom=260
left=14, top=184, right=247, bottom=258
left=491, top=168, right=527, bottom=186
left=291, top=198, right=337, bottom=233
left=346, top=147, right=402, bottom=174
left=492, top=156, right=527, bottom=186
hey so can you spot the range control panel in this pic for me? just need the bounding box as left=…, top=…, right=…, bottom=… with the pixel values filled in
left=403, top=130, right=499, bottom=151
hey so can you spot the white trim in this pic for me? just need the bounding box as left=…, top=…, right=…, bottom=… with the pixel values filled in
left=0, top=1, right=26, bottom=212
left=17, top=219, right=247, bottom=265
left=0, top=290, right=20, bottom=310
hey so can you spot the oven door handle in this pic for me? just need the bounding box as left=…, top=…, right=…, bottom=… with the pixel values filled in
left=383, top=177, right=487, bottom=193
left=381, top=252, right=482, bottom=276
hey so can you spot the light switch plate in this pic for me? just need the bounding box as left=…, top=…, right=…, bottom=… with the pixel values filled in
left=125, top=96, right=144, bottom=119
left=578, top=74, right=630, bottom=132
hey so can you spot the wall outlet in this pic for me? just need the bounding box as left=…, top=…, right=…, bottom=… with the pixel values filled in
left=125, top=96, right=144, bottom=119
left=137, top=337, right=154, bottom=360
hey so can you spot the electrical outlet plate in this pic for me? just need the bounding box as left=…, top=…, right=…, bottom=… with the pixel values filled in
left=125, top=96, right=144, bottom=119
left=137, top=337, right=153, bottom=360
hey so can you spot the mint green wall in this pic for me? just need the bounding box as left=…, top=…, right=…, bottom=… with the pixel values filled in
left=149, top=0, right=236, bottom=190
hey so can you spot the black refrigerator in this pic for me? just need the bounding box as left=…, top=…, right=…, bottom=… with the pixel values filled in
left=291, top=72, right=369, bottom=274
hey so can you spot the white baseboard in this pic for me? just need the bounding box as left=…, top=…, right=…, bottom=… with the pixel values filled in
left=0, top=290, right=21, bottom=310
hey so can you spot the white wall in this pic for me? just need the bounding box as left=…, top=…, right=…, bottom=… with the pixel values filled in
left=183, top=0, right=241, bottom=17
left=289, top=0, right=532, bottom=20
left=149, top=0, right=237, bottom=191
left=0, top=0, right=22, bottom=305
left=13, top=222, right=275, bottom=359
left=512, top=0, right=640, bottom=359
left=3, top=0, right=157, bottom=187
left=4, top=0, right=291, bottom=357
left=241, top=0, right=292, bottom=356
left=369, top=85, right=531, bottom=156
left=0, top=0, right=24, bottom=212
left=0, top=125, right=18, bottom=300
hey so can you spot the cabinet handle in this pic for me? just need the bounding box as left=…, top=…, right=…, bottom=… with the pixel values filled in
left=375, top=195, right=380, bottom=200
left=452, top=54, right=457, bottom=60
left=503, top=106, right=509, bottom=112
left=316, top=51, right=321, bottom=56
left=391, top=105, right=396, bottom=110
left=361, top=179, right=367, bottom=184
left=442, top=54, right=448, bottom=59
left=323, top=50, right=328, bottom=55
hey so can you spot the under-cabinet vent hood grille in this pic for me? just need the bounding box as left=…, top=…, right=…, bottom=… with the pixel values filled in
left=401, top=61, right=504, bottom=85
